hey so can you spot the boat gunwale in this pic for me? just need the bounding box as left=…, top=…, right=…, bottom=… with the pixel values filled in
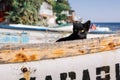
left=0, top=33, right=120, bottom=64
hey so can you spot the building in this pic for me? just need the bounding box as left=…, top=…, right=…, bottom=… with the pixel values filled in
left=0, top=0, right=9, bottom=22
left=0, top=0, right=75, bottom=25
left=0, top=0, right=57, bottom=26
left=66, top=10, right=79, bottom=23
left=39, top=1, right=57, bottom=26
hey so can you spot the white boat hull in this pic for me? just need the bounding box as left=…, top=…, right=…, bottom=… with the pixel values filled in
left=0, top=24, right=115, bottom=34
left=0, top=48, right=120, bottom=80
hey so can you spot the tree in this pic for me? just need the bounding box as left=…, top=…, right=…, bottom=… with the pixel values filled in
left=52, top=0, right=71, bottom=24
left=6, top=0, right=71, bottom=25
left=53, top=0, right=71, bottom=13
left=6, top=0, right=44, bottom=25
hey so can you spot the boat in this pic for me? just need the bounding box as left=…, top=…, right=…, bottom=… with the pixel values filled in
left=0, top=24, right=72, bottom=32
left=89, top=26, right=114, bottom=34
left=0, top=24, right=115, bottom=34
left=0, top=33, right=120, bottom=80
left=0, top=24, right=49, bottom=31
left=0, top=31, right=29, bottom=43
left=89, top=24, right=114, bottom=34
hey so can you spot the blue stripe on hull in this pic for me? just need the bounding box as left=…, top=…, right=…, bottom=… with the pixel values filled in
left=0, top=25, right=48, bottom=31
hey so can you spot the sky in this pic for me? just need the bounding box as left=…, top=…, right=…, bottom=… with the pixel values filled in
left=68, top=0, right=120, bottom=22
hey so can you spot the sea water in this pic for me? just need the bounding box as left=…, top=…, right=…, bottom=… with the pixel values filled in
left=93, top=22, right=120, bottom=32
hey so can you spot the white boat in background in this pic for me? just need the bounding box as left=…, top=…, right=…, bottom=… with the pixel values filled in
left=89, top=24, right=114, bottom=34
left=9, top=24, right=73, bottom=32
left=95, top=26, right=110, bottom=31
left=0, top=24, right=114, bottom=34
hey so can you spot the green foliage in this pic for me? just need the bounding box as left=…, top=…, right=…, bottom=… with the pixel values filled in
left=6, top=0, right=71, bottom=25
left=6, top=0, right=44, bottom=25
left=53, top=0, right=71, bottom=24
left=56, top=14, right=67, bottom=24
left=53, top=3, right=70, bottom=13
left=53, top=0, right=71, bottom=13
left=46, top=0, right=55, bottom=6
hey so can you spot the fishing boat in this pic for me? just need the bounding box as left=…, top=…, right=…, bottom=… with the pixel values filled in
left=0, top=24, right=115, bottom=34
left=0, top=24, right=49, bottom=31
left=0, top=33, right=120, bottom=80
left=0, top=24, right=73, bottom=32
left=89, top=24, right=114, bottom=34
